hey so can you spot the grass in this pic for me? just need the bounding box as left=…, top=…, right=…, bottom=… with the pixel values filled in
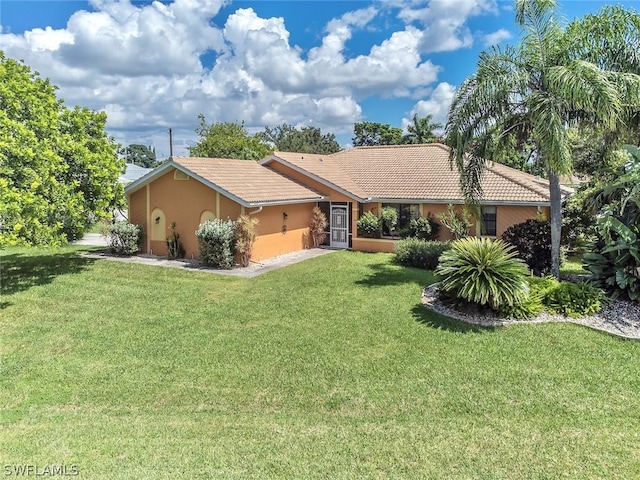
left=561, top=254, right=589, bottom=276
left=1, top=247, right=639, bottom=479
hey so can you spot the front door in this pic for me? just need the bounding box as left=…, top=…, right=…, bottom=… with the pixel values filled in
left=331, top=205, right=348, bottom=248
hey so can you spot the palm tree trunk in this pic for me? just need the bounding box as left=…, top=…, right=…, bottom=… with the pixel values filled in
left=548, top=170, right=562, bottom=279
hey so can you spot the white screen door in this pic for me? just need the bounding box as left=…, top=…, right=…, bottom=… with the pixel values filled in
left=330, top=206, right=348, bottom=248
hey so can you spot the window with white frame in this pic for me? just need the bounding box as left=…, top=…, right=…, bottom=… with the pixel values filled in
left=481, top=206, right=497, bottom=236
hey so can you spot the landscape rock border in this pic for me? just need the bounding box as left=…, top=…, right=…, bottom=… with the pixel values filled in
left=421, top=283, right=640, bottom=341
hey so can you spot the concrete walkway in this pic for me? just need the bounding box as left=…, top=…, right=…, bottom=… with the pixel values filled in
left=81, top=248, right=339, bottom=278
left=72, top=233, right=109, bottom=247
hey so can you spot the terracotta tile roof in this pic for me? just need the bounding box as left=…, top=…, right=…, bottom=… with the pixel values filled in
left=268, top=144, right=553, bottom=204
left=172, top=157, right=324, bottom=205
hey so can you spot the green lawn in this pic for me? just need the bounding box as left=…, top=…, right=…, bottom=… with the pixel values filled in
left=1, top=248, right=639, bottom=479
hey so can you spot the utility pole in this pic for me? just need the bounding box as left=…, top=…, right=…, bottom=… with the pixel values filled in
left=169, top=128, right=173, bottom=157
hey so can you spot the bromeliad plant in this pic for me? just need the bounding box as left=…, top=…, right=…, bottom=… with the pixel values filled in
left=436, top=237, right=530, bottom=310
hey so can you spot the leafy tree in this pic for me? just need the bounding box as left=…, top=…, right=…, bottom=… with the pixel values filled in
left=352, top=122, right=403, bottom=146
left=402, top=114, right=443, bottom=144
left=189, top=115, right=270, bottom=160
left=445, top=1, right=640, bottom=278
left=261, top=124, right=341, bottom=154
left=0, top=53, right=124, bottom=246
left=120, top=144, right=158, bottom=168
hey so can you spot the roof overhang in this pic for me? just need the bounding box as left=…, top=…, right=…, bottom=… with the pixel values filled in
left=367, top=198, right=551, bottom=207
left=125, top=159, right=326, bottom=207
left=261, top=154, right=365, bottom=202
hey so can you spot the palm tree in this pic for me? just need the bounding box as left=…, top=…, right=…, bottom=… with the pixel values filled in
left=403, top=114, right=443, bottom=144
left=445, top=0, right=640, bottom=278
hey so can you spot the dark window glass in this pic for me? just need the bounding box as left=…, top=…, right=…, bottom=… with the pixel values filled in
left=481, top=206, right=497, bottom=236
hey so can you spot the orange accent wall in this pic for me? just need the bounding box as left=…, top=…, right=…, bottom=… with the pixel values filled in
left=352, top=238, right=396, bottom=253
left=496, top=205, right=541, bottom=238
left=128, top=189, right=146, bottom=230
left=251, top=203, right=314, bottom=261
left=147, top=168, right=218, bottom=257
left=219, top=195, right=242, bottom=220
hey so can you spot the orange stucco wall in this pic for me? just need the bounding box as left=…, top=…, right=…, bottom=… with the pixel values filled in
left=495, top=205, right=542, bottom=238
left=251, top=203, right=315, bottom=261
left=352, top=238, right=397, bottom=253
left=127, top=167, right=317, bottom=262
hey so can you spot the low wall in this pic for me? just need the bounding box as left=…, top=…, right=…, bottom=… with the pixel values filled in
left=352, top=237, right=397, bottom=254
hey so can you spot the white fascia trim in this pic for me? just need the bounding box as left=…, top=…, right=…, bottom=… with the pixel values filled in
left=123, top=160, right=176, bottom=195
left=248, top=196, right=327, bottom=207
left=261, top=155, right=364, bottom=202
left=370, top=198, right=550, bottom=207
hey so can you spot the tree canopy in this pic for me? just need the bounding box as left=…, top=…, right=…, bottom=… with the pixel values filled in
left=402, top=114, right=443, bottom=144
left=120, top=144, right=158, bottom=168
left=188, top=116, right=270, bottom=160
left=445, top=0, right=640, bottom=277
left=260, top=124, right=341, bottom=154
left=0, top=52, right=124, bottom=247
left=352, top=122, right=404, bottom=147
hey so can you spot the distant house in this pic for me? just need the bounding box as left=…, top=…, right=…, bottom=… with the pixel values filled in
left=125, top=144, right=556, bottom=261
left=119, top=163, right=154, bottom=185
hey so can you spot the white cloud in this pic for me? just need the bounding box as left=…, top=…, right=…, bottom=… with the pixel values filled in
left=396, top=0, right=499, bottom=53
left=483, top=28, right=512, bottom=46
left=0, top=0, right=446, bottom=149
left=402, top=82, right=456, bottom=132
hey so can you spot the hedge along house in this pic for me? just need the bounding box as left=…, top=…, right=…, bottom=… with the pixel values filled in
left=262, top=143, right=558, bottom=254
left=125, top=157, right=325, bottom=261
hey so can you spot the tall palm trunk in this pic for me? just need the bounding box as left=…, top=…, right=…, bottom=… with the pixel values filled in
left=548, top=170, right=562, bottom=278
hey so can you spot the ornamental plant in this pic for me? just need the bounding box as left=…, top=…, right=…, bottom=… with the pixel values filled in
left=357, top=211, right=381, bottom=238
left=107, top=221, right=142, bottom=256
left=196, top=219, right=236, bottom=269
left=436, top=237, right=529, bottom=310
left=436, top=204, right=472, bottom=239
left=395, top=238, right=450, bottom=270
left=166, top=222, right=185, bottom=260
left=235, top=214, right=259, bottom=267
left=309, top=206, right=328, bottom=247
left=380, top=206, right=398, bottom=237
left=502, top=219, right=552, bottom=275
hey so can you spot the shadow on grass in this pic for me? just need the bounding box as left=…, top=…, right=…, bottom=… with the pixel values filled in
left=1, top=249, right=97, bottom=306
left=355, top=262, right=437, bottom=288
left=411, top=304, right=492, bottom=334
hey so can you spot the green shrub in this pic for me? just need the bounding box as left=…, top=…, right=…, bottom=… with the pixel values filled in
left=357, top=211, right=381, bottom=238
left=196, top=219, right=236, bottom=269
left=107, top=221, right=142, bottom=256
left=542, top=281, right=607, bottom=318
left=498, top=276, right=555, bottom=320
left=501, top=219, right=552, bottom=275
left=436, top=237, right=529, bottom=310
left=235, top=215, right=259, bottom=267
left=436, top=204, right=472, bottom=239
left=395, top=238, right=450, bottom=270
left=381, top=206, right=398, bottom=237
left=407, top=216, right=432, bottom=240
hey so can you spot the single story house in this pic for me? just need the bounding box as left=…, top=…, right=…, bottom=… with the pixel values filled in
left=125, top=143, right=556, bottom=261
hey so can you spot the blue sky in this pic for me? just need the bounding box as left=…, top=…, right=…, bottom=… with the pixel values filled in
left=1, top=0, right=637, bottom=157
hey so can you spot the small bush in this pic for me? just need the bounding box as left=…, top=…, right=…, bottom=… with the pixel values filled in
left=357, top=211, right=381, bottom=238
left=395, top=238, right=450, bottom=270
left=381, top=206, right=398, bottom=236
left=498, top=276, right=555, bottom=320
left=196, top=219, right=236, bottom=269
left=235, top=214, right=259, bottom=267
left=436, top=237, right=529, bottom=310
left=407, top=216, right=432, bottom=240
left=436, top=204, right=472, bottom=239
left=542, top=281, right=607, bottom=318
left=107, top=221, right=142, bottom=256
left=501, top=219, right=552, bottom=275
